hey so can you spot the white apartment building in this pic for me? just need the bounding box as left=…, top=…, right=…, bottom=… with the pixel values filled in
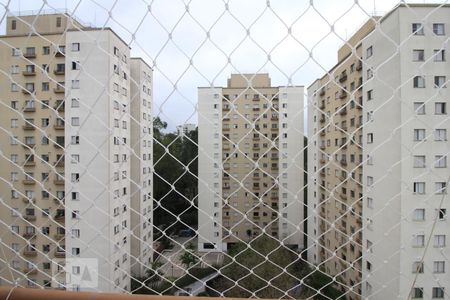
left=198, top=74, right=304, bottom=252
left=129, top=58, right=153, bottom=278
left=176, top=123, right=196, bottom=137
left=308, top=4, right=449, bottom=300
left=361, top=4, right=449, bottom=299
left=0, top=12, right=153, bottom=293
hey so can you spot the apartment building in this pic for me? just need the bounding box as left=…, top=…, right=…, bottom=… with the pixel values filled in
left=308, top=4, right=449, bottom=299
left=307, top=18, right=377, bottom=299
left=198, top=74, right=304, bottom=252
left=176, top=123, right=196, bottom=137
left=129, top=58, right=153, bottom=277
left=361, top=4, right=449, bottom=299
left=0, top=12, right=153, bottom=292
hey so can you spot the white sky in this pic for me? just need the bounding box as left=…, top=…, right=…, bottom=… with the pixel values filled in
left=0, top=0, right=445, bottom=130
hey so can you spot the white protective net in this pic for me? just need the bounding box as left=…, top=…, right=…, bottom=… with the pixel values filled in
left=0, top=1, right=449, bottom=300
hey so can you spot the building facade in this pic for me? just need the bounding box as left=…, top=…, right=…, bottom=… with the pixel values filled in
left=0, top=12, right=153, bottom=292
left=308, top=4, right=449, bottom=299
left=307, top=19, right=377, bottom=299
left=198, top=74, right=304, bottom=252
left=176, top=123, right=196, bottom=137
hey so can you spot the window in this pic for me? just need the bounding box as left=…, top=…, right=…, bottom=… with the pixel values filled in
left=11, top=83, right=18, bottom=92
left=433, top=23, right=445, bottom=35
left=367, top=68, right=373, bottom=79
left=11, top=19, right=16, bottom=30
left=412, top=261, right=424, bottom=273
left=414, top=102, right=425, bottom=114
left=72, top=43, right=80, bottom=52
left=56, top=17, right=62, bottom=27
left=12, top=48, right=20, bottom=56
left=413, top=234, right=425, bottom=247
left=413, top=155, right=426, bottom=168
left=71, top=117, right=80, bottom=126
left=413, top=76, right=425, bottom=88
left=71, top=155, right=80, bottom=163
left=435, top=102, right=446, bottom=114
left=438, top=209, right=447, bottom=220
left=411, top=287, right=423, bottom=299
left=435, top=155, right=447, bottom=168
left=366, top=46, right=373, bottom=58
left=435, top=182, right=447, bottom=194
left=434, top=49, right=445, bottom=62
left=413, top=209, right=425, bottom=221
left=413, top=129, right=425, bottom=141
left=71, top=136, right=79, bottom=145
left=413, top=182, right=425, bottom=194
left=71, top=80, right=80, bottom=89
left=71, top=98, right=80, bottom=108
left=72, top=61, right=80, bottom=70
left=11, top=119, right=17, bottom=128
left=10, top=65, right=19, bottom=74
left=43, top=46, right=50, bottom=55
left=434, top=76, right=446, bottom=88
left=412, top=49, right=424, bottom=61
left=42, top=82, right=49, bottom=91
left=433, top=261, right=445, bottom=273
left=435, top=235, right=446, bottom=247
left=434, top=129, right=447, bottom=141
left=432, top=287, right=444, bottom=299
left=367, top=133, right=373, bottom=144
left=412, top=23, right=424, bottom=35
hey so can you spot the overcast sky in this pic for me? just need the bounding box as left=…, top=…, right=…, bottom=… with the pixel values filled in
left=0, top=0, right=446, bottom=131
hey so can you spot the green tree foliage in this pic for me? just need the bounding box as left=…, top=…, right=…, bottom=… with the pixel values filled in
left=207, top=235, right=343, bottom=299
left=153, top=117, right=198, bottom=235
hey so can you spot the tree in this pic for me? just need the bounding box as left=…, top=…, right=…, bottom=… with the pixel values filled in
left=153, top=118, right=198, bottom=237
left=180, top=249, right=198, bottom=269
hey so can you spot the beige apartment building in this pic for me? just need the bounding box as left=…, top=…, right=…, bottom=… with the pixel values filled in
left=198, top=74, right=304, bottom=252
left=0, top=12, right=153, bottom=292
left=307, top=19, right=378, bottom=299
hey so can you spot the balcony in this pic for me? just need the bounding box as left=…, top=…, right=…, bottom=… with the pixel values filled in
left=24, top=215, right=36, bottom=221
left=271, top=116, right=279, bottom=121
left=54, top=68, right=65, bottom=75
left=54, top=160, right=65, bottom=167
left=339, top=72, right=347, bottom=82
left=340, top=160, right=348, bottom=166
left=22, top=232, right=36, bottom=239
left=339, top=108, right=347, bottom=116
left=22, top=70, right=36, bottom=76
left=339, top=91, right=347, bottom=99
left=222, top=185, right=230, bottom=190
left=270, top=127, right=278, bottom=131
left=320, top=158, right=326, bottom=164
left=22, top=124, right=35, bottom=130
left=54, top=250, right=66, bottom=258
left=23, top=267, right=38, bottom=275
left=252, top=136, right=260, bottom=141
left=319, top=117, right=325, bottom=123
left=271, top=156, right=279, bottom=161
left=22, top=249, right=37, bottom=257
left=271, top=166, right=278, bottom=171
left=319, top=88, right=325, bottom=96
left=54, top=178, right=64, bottom=185
left=253, top=95, right=260, bottom=101
left=22, top=197, right=36, bottom=204
left=23, top=106, right=36, bottom=112
left=320, top=145, right=326, bottom=150
left=22, top=88, right=35, bottom=94
left=54, top=123, right=65, bottom=130
left=319, top=103, right=325, bottom=109
left=54, top=232, right=65, bottom=239
left=356, top=61, right=362, bottom=71
left=320, top=170, right=326, bottom=177
left=24, top=160, right=35, bottom=167
left=23, top=51, right=36, bottom=58
left=340, top=193, right=348, bottom=200
left=54, top=87, right=65, bottom=94
left=22, top=179, right=35, bottom=185
left=252, top=107, right=260, bottom=111
left=54, top=143, right=64, bottom=149
left=53, top=198, right=65, bottom=205
left=320, top=131, right=325, bottom=136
